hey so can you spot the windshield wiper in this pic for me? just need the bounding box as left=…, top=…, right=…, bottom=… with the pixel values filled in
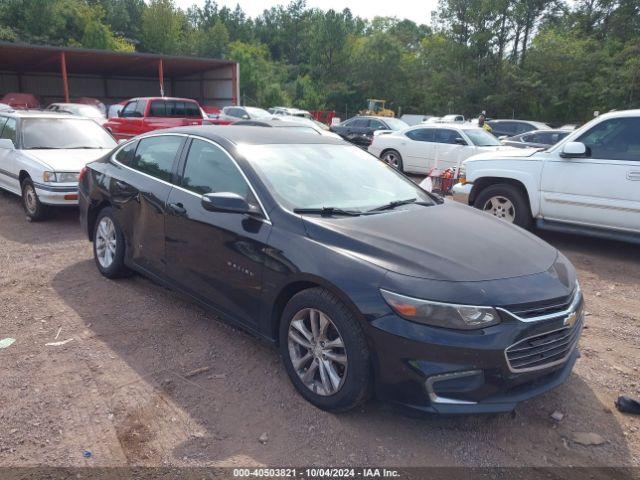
left=293, top=207, right=362, bottom=216
left=367, top=198, right=420, bottom=212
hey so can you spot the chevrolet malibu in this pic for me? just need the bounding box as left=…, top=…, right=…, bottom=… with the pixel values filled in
left=78, top=127, right=584, bottom=414
left=0, top=110, right=116, bottom=221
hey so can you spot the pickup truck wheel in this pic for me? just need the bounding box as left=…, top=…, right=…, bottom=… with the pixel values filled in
left=474, top=184, right=532, bottom=229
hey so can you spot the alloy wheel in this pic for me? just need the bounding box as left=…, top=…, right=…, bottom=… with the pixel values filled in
left=483, top=195, right=516, bottom=223
left=287, top=308, right=348, bottom=396
left=95, top=217, right=117, bottom=269
left=382, top=151, right=400, bottom=168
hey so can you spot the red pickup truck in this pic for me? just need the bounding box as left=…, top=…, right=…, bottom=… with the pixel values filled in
left=104, top=97, right=209, bottom=140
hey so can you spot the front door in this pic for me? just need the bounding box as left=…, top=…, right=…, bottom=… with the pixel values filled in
left=433, top=128, right=467, bottom=171
left=540, top=116, right=640, bottom=232
left=0, top=117, right=19, bottom=193
left=165, top=137, right=271, bottom=327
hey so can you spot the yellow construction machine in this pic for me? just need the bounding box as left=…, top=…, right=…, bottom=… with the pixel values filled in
left=361, top=99, right=394, bottom=117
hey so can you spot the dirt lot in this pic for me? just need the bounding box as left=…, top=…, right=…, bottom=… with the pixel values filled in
left=0, top=188, right=638, bottom=469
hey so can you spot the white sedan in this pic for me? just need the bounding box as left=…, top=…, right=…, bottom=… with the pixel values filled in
left=0, top=111, right=117, bottom=221
left=368, top=124, right=516, bottom=174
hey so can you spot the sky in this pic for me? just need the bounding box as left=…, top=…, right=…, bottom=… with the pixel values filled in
left=173, top=0, right=440, bottom=25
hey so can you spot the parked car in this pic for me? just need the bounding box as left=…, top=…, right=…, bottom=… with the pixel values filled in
left=0, top=103, right=12, bottom=112
left=330, top=116, right=409, bottom=147
left=487, top=119, right=550, bottom=138
left=216, top=106, right=272, bottom=124
left=233, top=117, right=341, bottom=138
left=452, top=109, right=640, bottom=242
left=73, top=97, right=107, bottom=116
left=269, top=106, right=314, bottom=120
left=501, top=129, right=571, bottom=149
left=0, top=93, right=42, bottom=110
left=441, top=114, right=465, bottom=123
left=0, top=110, right=116, bottom=220
left=107, top=101, right=127, bottom=119
left=368, top=123, right=515, bottom=173
left=103, top=97, right=208, bottom=140
left=79, top=126, right=583, bottom=414
left=46, top=103, right=107, bottom=125
left=560, top=124, right=580, bottom=130
left=400, top=114, right=435, bottom=126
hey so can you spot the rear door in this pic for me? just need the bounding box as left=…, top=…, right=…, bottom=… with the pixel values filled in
left=109, top=134, right=186, bottom=275
left=0, top=117, right=19, bottom=193
left=402, top=127, right=436, bottom=173
left=433, top=128, right=468, bottom=170
left=165, top=137, right=271, bottom=327
left=541, top=116, right=640, bottom=232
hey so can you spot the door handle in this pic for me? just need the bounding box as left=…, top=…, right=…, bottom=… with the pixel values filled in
left=168, top=202, right=187, bottom=216
left=627, top=171, right=640, bottom=181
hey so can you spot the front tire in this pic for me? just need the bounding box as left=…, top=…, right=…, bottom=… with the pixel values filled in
left=93, top=207, right=131, bottom=279
left=21, top=178, right=50, bottom=221
left=279, top=288, right=372, bottom=412
left=474, top=183, right=532, bottom=229
left=381, top=149, right=404, bottom=172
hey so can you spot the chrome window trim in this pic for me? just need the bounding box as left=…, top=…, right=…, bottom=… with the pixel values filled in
left=110, top=133, right=271, bottom=224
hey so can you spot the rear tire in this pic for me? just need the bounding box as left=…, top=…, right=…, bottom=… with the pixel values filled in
left=279, top=287, right=372, bottom=412
left=474, top=183, right=532, bottom=229
left=93, top=207, right=131, bottom=279
left=21, top=178, right=50, bottom=222
left=381, top=149, right=404, bottom=172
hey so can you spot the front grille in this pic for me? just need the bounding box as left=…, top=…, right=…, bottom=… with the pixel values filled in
left=505, top=317, right=582, bottom=372
left=503, top=291, right=575, bottom=319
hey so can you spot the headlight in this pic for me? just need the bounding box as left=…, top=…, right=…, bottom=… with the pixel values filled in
left=43, top=171, right=79, bottom=183
left=380, top=289, right=500, bottom=330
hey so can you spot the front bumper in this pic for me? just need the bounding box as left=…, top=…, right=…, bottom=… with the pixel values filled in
left=34, top=182, right=79, bottom=206
left=367, top=293, right=584, bottom=414
left=451, top=182, right=472, bottom=205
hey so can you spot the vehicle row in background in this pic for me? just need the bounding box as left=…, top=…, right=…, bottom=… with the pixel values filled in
left=234, top=117, right=340, bottom=137
left=330, top=116, right=409, bottom=147
left=501, top=129, right=571, bottom=149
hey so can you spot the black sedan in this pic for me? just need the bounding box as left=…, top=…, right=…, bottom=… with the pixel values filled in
left=330, top=116, right=409, bottom=147
left=501, top=129, right=571, bottom=149
left=79, top=127, right=583, bottom=414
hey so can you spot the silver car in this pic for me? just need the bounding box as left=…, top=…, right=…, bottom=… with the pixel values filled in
left=0, top=110, right=117, bottom=221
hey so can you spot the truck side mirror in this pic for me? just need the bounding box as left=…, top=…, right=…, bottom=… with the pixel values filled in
left=561, top=141, right=587, bottom=158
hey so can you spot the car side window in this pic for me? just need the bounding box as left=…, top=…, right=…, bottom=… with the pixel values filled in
left=1, top=118, right=17, bottom=143
left=351, top=119, right=368, bottom=128
left=130, top=135, right=183, bottom=182
left=434, top=129, right=458, bottom=144
left=515, top=123, right=533, bottom=134
left=135, top=100, right=147, bottom=117
left=405, top=128, right=434, bottom=142
left=181, top=139, right=251, bottom=199
left=0, top=117, right=8, bottom=136
left=149, top=101, right=166, bottom=117
left=185, top=102, right=201, bottom=118
left=522, top=133, right=536, bottom=143
left=577, top=117, right=640, bottom=161
left=121, top=101, right=138, bottom=118
left=114, top=140, right=137, bottom=166
left=369, top=120, right=385, bottom=129
left=173, top=102, right=186, bottom=117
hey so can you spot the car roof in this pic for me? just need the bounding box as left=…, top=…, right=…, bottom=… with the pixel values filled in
left=235, top=119, right=315, bottom=128
left=407, top=123, right=480, bottom=131
left=144, top=125, right=344, bottom=145
left=128, top=97, right=199, bottom=103
left=0, top=109, right=92, bottom=119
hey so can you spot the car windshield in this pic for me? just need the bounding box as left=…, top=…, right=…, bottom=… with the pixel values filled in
left=464, top=128, right=502, bottom=146
left=244, top=144, right=435, bottom=212
left=246, top=107, right=272, bottom=119
left=22, top=118, right=116, bottom=149
left=383, top=118, right=410, bottom=130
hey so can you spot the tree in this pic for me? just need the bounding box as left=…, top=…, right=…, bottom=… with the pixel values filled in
left=140, top=0, right=183, bottom=54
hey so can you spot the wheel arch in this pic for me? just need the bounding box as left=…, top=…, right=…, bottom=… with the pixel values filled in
left=87, top=200, right=112, bottom=241
left=469, top=175, right=539, bottom=216
left=268, top=275, right=365, bottom=345
left=18, top=170, right=31, bottom=184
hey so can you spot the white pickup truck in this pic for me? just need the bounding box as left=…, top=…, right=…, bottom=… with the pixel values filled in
left=452, top=109, right=640, bottom=243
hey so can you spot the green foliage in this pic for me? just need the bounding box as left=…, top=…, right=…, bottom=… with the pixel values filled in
left=1, top=0, right=639, bottom=121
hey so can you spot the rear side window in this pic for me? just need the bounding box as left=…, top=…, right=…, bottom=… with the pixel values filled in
left=114, top=140, right=137, bottom=166
left=185, top=102, right=201, bottom=118
left=369, top=119, right=385, bottom=129
left=1, top=118, right=17, bottom=143
left=406, top=128, right=434, bottom=142
left=182, top=139, right=250, bottom=198
left=131, top=135, right=183, bottom=182
left=149, top=101, right=166, bottom=117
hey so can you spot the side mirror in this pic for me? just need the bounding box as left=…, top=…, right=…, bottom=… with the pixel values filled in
left=561, top=141, right=587, bottom=158
left=201, top=192, right=261, bottom=216
left=0, top=139, right=15, bottom=150
left=455, top=137, right=468, bottom=145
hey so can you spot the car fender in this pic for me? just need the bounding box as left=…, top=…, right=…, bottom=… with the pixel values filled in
left=466, top=163, right=542, bottom=217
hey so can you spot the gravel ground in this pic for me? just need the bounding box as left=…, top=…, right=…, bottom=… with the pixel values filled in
left=0, top=188, right=638, bottom=468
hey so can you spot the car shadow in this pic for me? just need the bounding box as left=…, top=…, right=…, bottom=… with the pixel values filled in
left=0, top=188, right=82, bottom=245
left=50, top=259, right=634, bottom=467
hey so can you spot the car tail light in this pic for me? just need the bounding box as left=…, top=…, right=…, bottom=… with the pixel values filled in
left=78, top=167, right=88, bottom=183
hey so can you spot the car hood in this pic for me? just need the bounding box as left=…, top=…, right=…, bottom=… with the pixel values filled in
left=301, top=201, right=557, bottom=282
left=24, top=148, right=112, bottom=171
left=466, top=147, right=540, bottom=162
left=475, top=145, right=518, bottom=152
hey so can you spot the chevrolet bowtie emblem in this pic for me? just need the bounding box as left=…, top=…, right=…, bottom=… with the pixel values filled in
left=564, top=311, right=578, bottom=327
